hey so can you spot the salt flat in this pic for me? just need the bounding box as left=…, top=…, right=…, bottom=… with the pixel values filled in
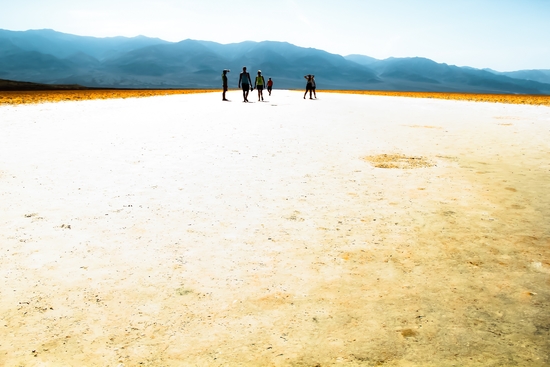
left=1, top=90, right=549, bottom=366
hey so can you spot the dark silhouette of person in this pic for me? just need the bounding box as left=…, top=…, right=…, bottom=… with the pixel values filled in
left=222, top=69, right=230, bottom=101
left=311, top=75, right=317, bottom=98
left=238, top=66, right=253, bottom=102
left=254, top=70, right=266, bottom=101
left=304, top=74, right=314, bottom=99
left=267, top=77, right=273, bottom=96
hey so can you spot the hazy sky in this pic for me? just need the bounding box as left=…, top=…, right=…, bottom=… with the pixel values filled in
left=2, top=0, right=549, bottom=71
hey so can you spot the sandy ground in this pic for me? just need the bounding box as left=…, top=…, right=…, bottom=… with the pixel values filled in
left=0, top=90, right=549, bottom=366
left=0, top=89, right=215, bottom=106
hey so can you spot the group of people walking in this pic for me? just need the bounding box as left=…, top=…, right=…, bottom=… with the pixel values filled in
left=222, top=67, right=273, bottom=102
left=222, top=67, right=316, bottom=102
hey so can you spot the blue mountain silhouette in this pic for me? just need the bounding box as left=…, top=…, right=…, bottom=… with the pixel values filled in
left=1, top=29, right=548, bottom=94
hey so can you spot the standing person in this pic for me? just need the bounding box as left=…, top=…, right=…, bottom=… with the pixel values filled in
left=238, top=66, right=253, bottom=102
left=267, top=77, right=273, bottom=96
left=254, top=70, right=265, bottom=101
left=222, top=69, right=230, bottom=101
left=311, top=75, right=317, bottom=99
left=304, top=74, right=313, bottom=99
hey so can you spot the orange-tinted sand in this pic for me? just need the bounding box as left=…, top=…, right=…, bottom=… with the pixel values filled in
left=321, top=90, right=550, bottom=107
left=0, top=89, right=218, bottom=105
left=2, top=89, right=549, bottom=106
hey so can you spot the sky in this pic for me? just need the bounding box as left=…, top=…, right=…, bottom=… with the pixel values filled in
left=1, top=0, right=549, bottom=72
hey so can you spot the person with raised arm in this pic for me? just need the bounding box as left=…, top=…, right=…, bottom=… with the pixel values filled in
left=304, top=74, right=314, bottom=99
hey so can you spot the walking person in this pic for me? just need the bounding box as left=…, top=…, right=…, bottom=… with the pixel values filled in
left=254, top=70, right=265, bottom=101
left=267, top=77, right=273, bottom=96
left=311, top=75, right=317, bottom=99
left=238, top=66, right=253, bottom=102
left=304, top=74, right=314, bottom=99
left=222, top=69, right=230, bottom=101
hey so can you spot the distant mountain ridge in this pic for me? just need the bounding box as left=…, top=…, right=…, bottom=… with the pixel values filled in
left=1, top=29, right=549, bottom=94
left=483, top=68, right=550, bottom=85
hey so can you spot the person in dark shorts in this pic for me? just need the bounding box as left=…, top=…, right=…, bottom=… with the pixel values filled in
left=238, top=66, right=253, bottom=102
left=254, top=70, right=266, bottom=101
left=222, top=69, right=230, bottom=101
left=311, top=75, right=317, bottom=99
left=267, top=77, right=273, bottom=96
left=304, top=74, right=314, bottom=99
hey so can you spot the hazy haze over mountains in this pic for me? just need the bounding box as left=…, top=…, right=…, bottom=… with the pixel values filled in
left=1, top=29, right=549, bottom=94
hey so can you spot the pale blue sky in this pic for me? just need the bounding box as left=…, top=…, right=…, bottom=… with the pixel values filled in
left=1, top=0, right=548, bottom=71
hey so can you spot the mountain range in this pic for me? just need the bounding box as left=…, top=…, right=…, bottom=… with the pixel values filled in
left=1, top=29, right=549, bottom=94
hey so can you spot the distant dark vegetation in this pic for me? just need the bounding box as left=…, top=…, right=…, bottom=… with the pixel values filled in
left=1, top=29, right=549, bottom=94
left=0, top=78, right=90, bottom=91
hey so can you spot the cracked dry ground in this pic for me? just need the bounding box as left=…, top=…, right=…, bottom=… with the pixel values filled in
left=0, top=92, right=549, bottom=366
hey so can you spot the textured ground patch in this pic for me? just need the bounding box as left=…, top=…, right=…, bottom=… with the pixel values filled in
left=363, top=154, right=435, bottom=169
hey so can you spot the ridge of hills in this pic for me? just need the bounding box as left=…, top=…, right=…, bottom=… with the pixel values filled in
left=0, top=78, right=93, bottom=91
left=1, top=29, right=549, bottom=94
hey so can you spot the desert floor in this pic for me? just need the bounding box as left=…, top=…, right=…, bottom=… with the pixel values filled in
left=0, top=90, right=549, bottom=366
